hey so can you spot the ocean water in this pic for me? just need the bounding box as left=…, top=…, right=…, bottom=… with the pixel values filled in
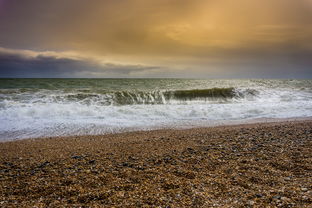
left=0, top=78, right=312, bottom=140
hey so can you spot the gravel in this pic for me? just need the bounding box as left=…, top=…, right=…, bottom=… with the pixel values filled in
left=0, top=120, right=311, bottom=207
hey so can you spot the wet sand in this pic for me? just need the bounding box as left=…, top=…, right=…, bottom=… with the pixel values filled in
left=0, top=121, right=311, bottom=207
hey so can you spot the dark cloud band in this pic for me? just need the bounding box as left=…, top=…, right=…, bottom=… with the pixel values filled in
left=0, top=48, right=161, bottom=78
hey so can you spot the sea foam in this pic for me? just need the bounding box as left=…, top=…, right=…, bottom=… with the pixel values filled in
left=0, top=79, right=312, bottom=140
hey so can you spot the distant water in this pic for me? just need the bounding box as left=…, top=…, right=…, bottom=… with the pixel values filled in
left=0, top=78, right=312, bottom=140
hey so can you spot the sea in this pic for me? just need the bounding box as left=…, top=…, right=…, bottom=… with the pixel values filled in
left=0, top=78, right=311, bottom=141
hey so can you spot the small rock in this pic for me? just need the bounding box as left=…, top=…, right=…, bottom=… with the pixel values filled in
left=301, top=187, right=308, bottom=192
left=121, top=162, right=134, bottom=168
left=38, top=161, right=50, bottom=168
left=255, top=193, right=263, bottom=198
left=186, top=147, right=195, bottom=154
left=302, top=196, right=308, bottom=200
left=72, top=155, right=83, bottom=159
left=88, top=160, right=96, bottom=164
left=3, top=162, right=14, bottom=167
left=247, top=200, right=255, bottom=206
left=281, top=197, right=290, bottom=201
left=136, top=166, right=145, bottom=170
left=161, top=183, right=179, bottom=191
left=273, top=195, right=281, bottom=200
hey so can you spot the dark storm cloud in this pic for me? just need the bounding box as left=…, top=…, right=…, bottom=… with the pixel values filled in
left=0, top=46, right=311, bottom=78
left=0, top=48, right=161, bottom=78
left=0, top=52, right=86, bottom=78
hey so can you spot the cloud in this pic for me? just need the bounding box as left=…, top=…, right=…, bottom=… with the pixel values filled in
left=0, top=47, right=162, bottom=78
left=0, top=1, right=312, bottom=78
left=1, top=46, right=312, bottom=78
left=1, top=0, right=312, bottom=56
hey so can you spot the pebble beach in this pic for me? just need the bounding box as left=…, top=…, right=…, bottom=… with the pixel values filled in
left=0, top=120, right=311, bottom=207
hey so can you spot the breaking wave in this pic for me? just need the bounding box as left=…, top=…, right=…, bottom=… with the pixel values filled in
left=0, top=87, right=259, bottom=106
left=0, top=79, right=311, bottom=140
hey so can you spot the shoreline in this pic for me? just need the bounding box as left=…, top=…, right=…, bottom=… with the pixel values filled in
left=2, top=116, right=312, bottom=142
left=0, top=120, right=311, bottom=207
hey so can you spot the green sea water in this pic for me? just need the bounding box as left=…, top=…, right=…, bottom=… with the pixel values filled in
left=0, top=78, right=311, bottom=140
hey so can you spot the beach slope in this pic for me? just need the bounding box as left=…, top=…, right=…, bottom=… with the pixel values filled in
left=0, top=121, right=311, bottom=207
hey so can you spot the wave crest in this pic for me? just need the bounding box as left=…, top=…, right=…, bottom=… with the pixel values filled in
left=0, top=87, right=259, bottom=106
left=62, top=87, right=256, bottom=105
left=164, top=88, right=235, bottom=100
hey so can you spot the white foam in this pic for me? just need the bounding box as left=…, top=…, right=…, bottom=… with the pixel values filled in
left=1, top=80, right=312, bottom=141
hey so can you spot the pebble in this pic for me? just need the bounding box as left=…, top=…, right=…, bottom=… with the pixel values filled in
left=0, top=121, right=311, bottom=207
left=248, top=200, right=255, bottom=206
left=281, top=197, right=290, bottom=201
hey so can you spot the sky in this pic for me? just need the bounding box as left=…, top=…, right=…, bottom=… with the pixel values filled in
left=0, top=0, right=312, bottom=78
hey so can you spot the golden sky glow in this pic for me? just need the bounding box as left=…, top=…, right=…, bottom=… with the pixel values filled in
left=0, top=0, right=312, bottom=78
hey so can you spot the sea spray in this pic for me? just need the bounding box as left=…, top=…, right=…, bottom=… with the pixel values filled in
left=0, top=79, right=311, bottom=140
